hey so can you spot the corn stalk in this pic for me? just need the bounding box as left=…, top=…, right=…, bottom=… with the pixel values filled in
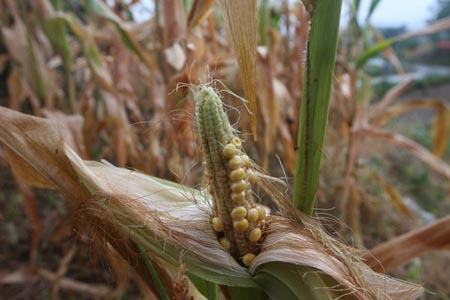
left=293, top=0, right=342, bottom=214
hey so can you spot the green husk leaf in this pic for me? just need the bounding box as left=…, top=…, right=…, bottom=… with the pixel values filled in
left=188, top=273, right=220, bottom=300
left=254, top=262, right=346, bottom=300
left=227, top=286, right=267, bottom=300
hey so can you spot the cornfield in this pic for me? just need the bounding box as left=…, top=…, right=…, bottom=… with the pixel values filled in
left=0, top=0, right=450, bottom=299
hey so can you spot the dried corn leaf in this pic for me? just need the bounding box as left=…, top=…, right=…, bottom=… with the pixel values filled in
left=371, top=171, right=417, bottom=219
left=433, top=108, right=450, bottom=158
left=361, top=127, right=450, bottom=179
left=366, top=214, right=450, bottom=272
left=368, top=79, right=413, bottom=120
left=219, top=0, right=258, bottom=139
left=188, top=0, right=215, bottom=29
left=371, top=99, right=449, bottom=127
left=2, top=16, right=49, bottom=103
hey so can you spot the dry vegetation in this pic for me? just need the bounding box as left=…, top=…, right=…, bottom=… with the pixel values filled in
left=0, top=0, right=450, bottom=299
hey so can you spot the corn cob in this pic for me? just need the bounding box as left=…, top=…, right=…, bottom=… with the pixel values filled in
left=195, top=86, right=266, bottom=267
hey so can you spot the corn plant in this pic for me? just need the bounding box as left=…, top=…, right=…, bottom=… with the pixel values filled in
left=1, top=0, right=446, bottom=299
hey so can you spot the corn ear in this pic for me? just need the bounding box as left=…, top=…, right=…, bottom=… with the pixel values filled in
left=0, top=106, right=423, bottom=299
left=195, top=86, right=266, bottom=264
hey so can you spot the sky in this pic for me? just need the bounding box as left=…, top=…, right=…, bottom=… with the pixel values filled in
left=130, top=0, right=439, bottom=30
left=342, top=0, right=438, bottom=29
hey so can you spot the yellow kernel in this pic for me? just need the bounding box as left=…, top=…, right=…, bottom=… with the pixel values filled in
left=219, top=237, right=231, bottom=250
left=230, top=168, right=246, bottom=182
left=258, top=206, right=266, bottom=219
left=232, top=137, right=242, bottom=147
left=229, top=156, right=243, bottom=170
left=231, top=180, right=247, bottom=193
left=247, top=171, right=257, bottom=184
left=231, top=206, right=247, bottom=220
left=233, top=219, right=249, bottom=232
left=223, top=143, right=237, bottom=159
left=242, top=155, right=251, bottom=168
left=247, top=208, right=259, bottom=223
left=212, top=217, right=223, bottom=232
left=231, top=192, right=245, bottom=203
left=248, top=228, right=262, bottom=242
left=242, top=253, right=256, bottom=266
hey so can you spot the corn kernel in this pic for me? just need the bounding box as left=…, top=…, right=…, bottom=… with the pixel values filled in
left=231, top=180, right=247, bottom=193
left=230, top=168, right=246, bottom=182
left=247, top=208, right=259, bottom=223
left=233, top=219, right=249, bottom=232
left=231, top=206, right=247, bottom=220
left=258, top=206, right=266, bottom=219
left=232, top=137, right=242, bottom=147
left=248, top=228, right=262, bottom=242
left=219, top=237, right=231, bottom=250
left=231, top=192, right=245, bottom=203
left=223, top=143, right=237, bottom=159
left=242, top=155, right=251, bottom=168
left=242, top=253, right=256, bottom=266
left=212, top=217, right=224, bottom=232
left=229, top=156, right=243, bottom=169
left=247, top=171, right=257, bottom=184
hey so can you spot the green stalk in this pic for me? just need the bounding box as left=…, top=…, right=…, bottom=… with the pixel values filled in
left=293, top=0, right=342, bottom=214
left=138, top=245, right=171, bottom=300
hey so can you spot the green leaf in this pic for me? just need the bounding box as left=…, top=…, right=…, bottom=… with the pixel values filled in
left=53, top=12, right=114, bottom=91
left=356, top=38, right=394, bottom=69
left=227, top=286, right=268, bottom=300
left=188, top=273, right=221, bottom=300
left=254, top=262, right=352, bottom=300
left=138, top=245, right=171, bottom=300
left=83, top=0, right=153, bottom=68
left=367, top=0, right=382, bottom=20
left=293, top=0, right=342, bottom=214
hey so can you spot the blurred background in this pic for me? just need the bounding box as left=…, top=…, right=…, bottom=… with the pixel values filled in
left=0, top=0, right=449, bottom=299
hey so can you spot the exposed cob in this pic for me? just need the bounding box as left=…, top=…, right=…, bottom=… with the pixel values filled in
left=195, top=86, right=266, bottom=267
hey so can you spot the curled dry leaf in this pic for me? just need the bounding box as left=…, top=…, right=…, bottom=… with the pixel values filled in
left=366, top=214, right=450, bottom=272
left=0, top=107, right=422, bottom=299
